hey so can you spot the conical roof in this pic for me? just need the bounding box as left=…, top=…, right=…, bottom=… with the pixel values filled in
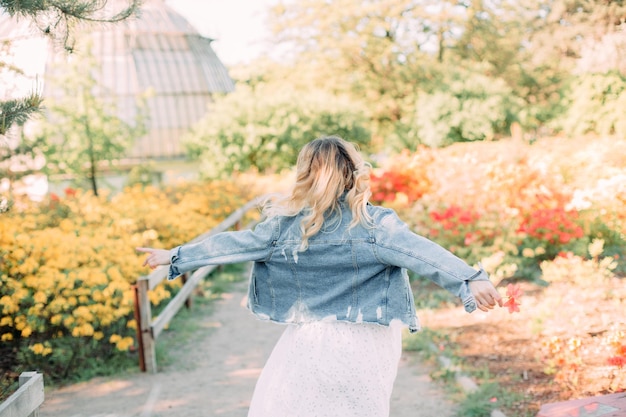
left=0, top=0, right=234, bottom=159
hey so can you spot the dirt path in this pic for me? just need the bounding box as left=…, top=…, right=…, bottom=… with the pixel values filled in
left=39, top=281, right=458, bottom=417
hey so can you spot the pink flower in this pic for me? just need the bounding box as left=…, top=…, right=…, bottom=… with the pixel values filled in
left=503, top=284, right=522, bottom=313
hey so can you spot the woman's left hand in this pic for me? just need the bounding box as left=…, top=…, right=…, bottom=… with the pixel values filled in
left=136, top=247, right=171, bottom=269
left=469, top=280, right=503, bottom=312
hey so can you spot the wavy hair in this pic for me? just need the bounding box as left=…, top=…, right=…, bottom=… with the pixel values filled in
left=264, top=135, right=373, bottom=251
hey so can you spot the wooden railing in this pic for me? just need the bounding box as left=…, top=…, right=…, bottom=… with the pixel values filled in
left=0, top=372, right=44, bottom=417
left=133, top=196, right=264, bottom=373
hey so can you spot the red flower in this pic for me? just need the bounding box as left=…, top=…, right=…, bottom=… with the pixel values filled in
left=503, top=298, right=521, bottom=313
left=607, top=356, right=626, bottom=368
left=506, top=283, right=522, bottom=299
left=369, top=162, right=431, bottom=205
left=503, top=283, right=522, bottom=313
left=516, top=207, right=583, bottom=244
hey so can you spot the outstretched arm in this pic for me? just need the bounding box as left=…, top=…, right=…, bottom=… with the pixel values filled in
left=374, top=208, right=503, bottom=313
left=136, top=217, right=279, bottom=280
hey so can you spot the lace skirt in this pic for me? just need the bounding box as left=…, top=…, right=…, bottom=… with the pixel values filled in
left=247, top=320, right=403, bottom=417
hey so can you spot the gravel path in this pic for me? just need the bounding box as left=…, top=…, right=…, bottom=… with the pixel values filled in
left=39, top=282, right=458, bottom=417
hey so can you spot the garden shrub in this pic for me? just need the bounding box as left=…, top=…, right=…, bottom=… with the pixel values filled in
left=420, top=204, right=501, bottom=266
left=556, top=72, right=626, bottom=137
left=539, top=240, right=624, bottom=391
left=0, top=181, right=253, bottom=384
left=540, top=239, right=617, bottom=287
left=413, top=68, right=522, bottom=147
left=369, top=148, right=433, bottom=206
left=183, top=86, right=372, bottom=178
left=377, top=137, right=625, bottom=282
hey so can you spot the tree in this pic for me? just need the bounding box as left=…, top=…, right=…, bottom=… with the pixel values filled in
left=0, top=0, right=141, bottom=136
left=31, top=46, right=147, bottom=196
left=183, top=84, right=371, bottom=178
left=267, top=0, right=626, bottom=144
left=529, top=0, right=626, bottom=69
left=267, top=0, right=539, bottom=147
left=268, top=0, right=439, bottom=146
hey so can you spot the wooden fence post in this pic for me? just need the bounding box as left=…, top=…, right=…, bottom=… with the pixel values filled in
left=133, top=284, right=145, bottom=372
left=0, top=371, right=44, bottom=417
left=20, top=372, right=41, bottom=417
left=181, top=272, right=192, bottom=309
left=136, top=278, right=157, bottom=373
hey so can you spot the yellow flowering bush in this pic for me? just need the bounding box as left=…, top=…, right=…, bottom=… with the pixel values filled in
left=0, top=180, right=253, bottom=381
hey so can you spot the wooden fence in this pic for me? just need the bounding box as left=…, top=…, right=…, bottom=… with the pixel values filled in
left=133, top=196, right=264, bottom=373
left=0, top=372, right=44, bottom=417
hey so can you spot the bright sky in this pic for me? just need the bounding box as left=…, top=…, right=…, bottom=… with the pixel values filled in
left=164, top=0, right=278, bottom=66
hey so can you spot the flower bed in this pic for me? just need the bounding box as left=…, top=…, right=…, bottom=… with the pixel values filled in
left=0, top=181, right=254, bottom=397
left=372, top=135, right=626, bottom=415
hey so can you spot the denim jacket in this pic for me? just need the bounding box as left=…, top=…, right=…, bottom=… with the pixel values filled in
left=168, top=201, right=490, bottom=333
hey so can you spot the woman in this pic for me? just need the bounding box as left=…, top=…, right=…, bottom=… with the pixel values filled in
left=137, top=135, right=502, bottom=417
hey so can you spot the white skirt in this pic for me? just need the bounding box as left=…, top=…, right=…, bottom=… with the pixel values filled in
left=247, top=320, right=403, bottom=417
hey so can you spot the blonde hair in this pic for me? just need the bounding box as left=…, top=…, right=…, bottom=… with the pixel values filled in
left=264, top=135, right=372, bottom=251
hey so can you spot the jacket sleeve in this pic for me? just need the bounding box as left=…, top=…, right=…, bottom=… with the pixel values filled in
left=372, top=208, right=489, bottom=313
left=167, top=217, right=278, bottom=280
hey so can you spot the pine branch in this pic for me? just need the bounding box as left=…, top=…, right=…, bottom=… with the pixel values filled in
left=0, top=93, right=44, bottom=135
left=0, top=1, right=140, bottom=132
left=0, top=0, right=142, bottom=51
left=0, top=0, right=141, bottom=22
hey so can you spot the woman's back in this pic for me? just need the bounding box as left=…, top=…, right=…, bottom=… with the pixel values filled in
left=251, top=200, right=396, bottom=326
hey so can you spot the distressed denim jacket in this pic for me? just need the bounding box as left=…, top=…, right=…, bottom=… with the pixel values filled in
left=168, top=200, right=490, bottom=333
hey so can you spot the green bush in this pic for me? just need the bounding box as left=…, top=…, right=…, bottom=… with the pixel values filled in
left=556, top=72, right=626, bottom=137
left=412, top=66, right=523, bottom=147
left=183, top=85, right=372, bottom=178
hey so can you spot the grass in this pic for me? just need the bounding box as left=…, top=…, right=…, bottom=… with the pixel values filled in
left=456, top=381, right=523, bottom=417
left=404, top=326, right=534, bottom=417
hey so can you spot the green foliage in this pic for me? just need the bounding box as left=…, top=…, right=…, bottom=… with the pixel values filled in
left=183, top=85, right=371, bottom=178
left=583, top=217, right=626, bottom=275
left=456, top=381, right=525, bottom=417
left=412, top=66, right=522, bottom=147
left=265, top=0, right=591, bottom=147
left=15, top=322, right=136, bottom=382
left=31, top=44, right=147, bottom=196
left=0, top=93, right=43, bottom=136
left=403, top=327, right=455, bottom=356
left=555, top=72, right=626, bottom=137
left=268, top=0, right=431, bottom=140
